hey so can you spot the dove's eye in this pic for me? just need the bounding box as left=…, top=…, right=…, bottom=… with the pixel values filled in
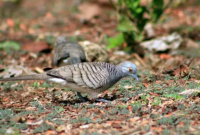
left=127, top=67, right=133, bottom=73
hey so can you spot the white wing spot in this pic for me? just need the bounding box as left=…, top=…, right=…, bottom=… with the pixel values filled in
left=48, top=78, right=67, bottom=85
left=63, top=59, right=69, bottom=63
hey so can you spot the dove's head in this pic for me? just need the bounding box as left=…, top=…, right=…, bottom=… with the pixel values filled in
left=56, top=36, right=68, bottom=45
left=118, top=61, right=139, bottom=81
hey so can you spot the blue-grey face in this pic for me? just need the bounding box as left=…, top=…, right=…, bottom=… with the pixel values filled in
left=56, top=36, right=67, bottom=45
left=119, top=61, right=139, bottom=81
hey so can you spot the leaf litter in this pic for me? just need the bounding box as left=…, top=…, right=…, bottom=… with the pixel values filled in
left=0, top=0, right=200, bottom=134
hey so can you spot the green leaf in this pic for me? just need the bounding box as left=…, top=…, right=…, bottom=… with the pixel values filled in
left=0, top=41, right=20, bottom=51
left=106, top=33, right=125, bottom=49
left=117, top=18, right=135, bottom=32
left=152, top=0, right=164, bottom=7
left=132, top=0, right=141, bottom=8
left=55, top=106, right=64, bottom=113
left=135, top=7, right=143, bottom=13
left=45, top=35, right=55, bottom=46
left=131, top=32, right=144, bottom=42
left=164, top=93, right=184, bottom=100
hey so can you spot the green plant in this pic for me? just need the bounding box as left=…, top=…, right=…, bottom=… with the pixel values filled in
left=163, top=93, right=184, bottom=100
left=33, top=123, right=54, bottom=133
left=107, top=0, right=171, bottom=51
left=152, top=96, right=162, bottom=105
left=0, top=41, right=20, bottom=53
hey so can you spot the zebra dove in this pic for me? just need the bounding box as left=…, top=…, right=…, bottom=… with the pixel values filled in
left=53, top=36, right=87, bottom=101
left=0, top=61, right=139, bottom=102
left=53, top=36, right=86, bottom=66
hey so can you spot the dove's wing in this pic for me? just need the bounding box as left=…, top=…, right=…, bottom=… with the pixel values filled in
left=46, top=62, right=109, bottom=89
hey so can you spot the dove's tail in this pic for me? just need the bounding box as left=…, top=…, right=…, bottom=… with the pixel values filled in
left=0, top=73, right=49, bottom=82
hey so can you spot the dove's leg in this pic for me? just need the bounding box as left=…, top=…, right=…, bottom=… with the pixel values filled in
left=77, top=92, right=88, bottom=102
left=90, top=92, right=110, bottom=103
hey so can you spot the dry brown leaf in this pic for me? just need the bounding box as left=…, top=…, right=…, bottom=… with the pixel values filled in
left=123, top=85, right=133, bottom=89
left=77, top=3, right=102, bottom=20
left=25, top=107, right=36, bottom=111
left=162, top=58, right=193, bottom=78
left=46, top=120, right=56, bottom=126
left=45, top=12, right=53, bottom=19
left=35, top=67, right=44, bottom=73
left=22, top=41, right=50, bottom=52
left=179, top=89, right=200, bottom=96
left=159, top=54, right=171, bottom=59
left=11, top=115, right=26, bottom=123
left=143, top=83, right=148, bottom=87
left=128, top=105, right=132, bottom=112
left=7, top=18, right=14, bottom=27
left=174, top=64, right=190, bottom=78
left=80, top=124, right=90, bottom=129
left=26, top=119, right=43, bottom=125
left=44, top=130, right=57, bottom=135
left=19, top=23, right=27, bottom=31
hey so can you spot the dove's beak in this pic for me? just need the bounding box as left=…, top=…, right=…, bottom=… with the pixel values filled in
left=133, top=74, right=139, bottom=81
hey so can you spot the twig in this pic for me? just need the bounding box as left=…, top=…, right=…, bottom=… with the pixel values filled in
left=131, top=53, right=147, bottom=68
left=164, top=0, right=173, bottom=10
left=185, top=58, right=194, bottom=67
left=126, top=10, right=135, bottom=23
left=119, top=124, right=141, bottom=135
left=109, top=0, right=117, bottom=10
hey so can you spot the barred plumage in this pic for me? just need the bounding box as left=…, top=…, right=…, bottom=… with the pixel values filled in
left=53, top=36, right=87, bottom=101
left=0, top=61, right=139, bottom=102
left=53, top=36, right=86, bottom=66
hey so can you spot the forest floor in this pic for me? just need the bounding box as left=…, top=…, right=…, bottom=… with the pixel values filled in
left=0, top=0, right=200, bottom=134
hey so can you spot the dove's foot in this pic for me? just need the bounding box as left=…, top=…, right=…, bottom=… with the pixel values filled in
left=77, top=92, right=88, bottom=102
left=95, top=98, right=111, bottom=103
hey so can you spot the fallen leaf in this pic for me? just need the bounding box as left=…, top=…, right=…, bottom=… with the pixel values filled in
left=155, top=80, right=162, bottom=83
left=113, top=121, right=122, bottom=124
left=143, top=83, right=148, bottom=87
left=2, top=97, right=9, bottom=102
left=159, top=54, right=171, bottom=59
left=11, top=115, right=26, bottom=123
left=77, top=3, right=102, bottom=20
left=80, top=124, right=90, bottom=129
left=7, top=18, right=14, bottom=27
left=124, top=85, right=133, bottom=89
left=179, top=121, right=185, bottom=126
left=149, top=92, right=159, bottom=96
left=0, top=65, right=35, bottom=78
left=25, top=107, right=36, bottom=111
left=46, top=120, right=56, bottom=126
left=152, top=126, right=156, bottom=130
left=161, top=100, right=174, bottom=107
left=157, top=127, right=163, bottom=132
left=179, top=89, right=200, bottom=96
left=44, top=130, right=57, bottom=135
left=19, top=24, right=27, bottom=31
left=129, top=117, right=140, bottom=122
left=141, top=120, right=149, bottom=125
left=45, top=12, right=53, bottom=19
left=35, top=67, right=44, bottom=73
left=174, top=64, right=190, bottom=78
left=22, top=41, right=50, bottom=52
left=166, top=112, right=173, bottom=117
left=162, top=59, right=193, bottom=78
left=128, top=105, right=132, bottom=112
left=26, top=119, right=43, bottom=125
left=100, top=110, right=105, bottom=114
